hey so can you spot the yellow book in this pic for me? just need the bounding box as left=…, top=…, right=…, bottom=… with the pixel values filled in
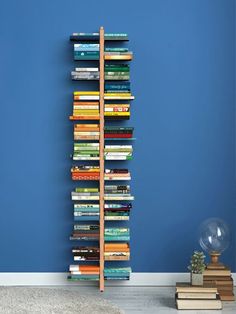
left=104, top=112, right=130, bottom=116
left=105, top=93, right=131, bottom=96
left=74, top=91, right=99, bottom=95
left=105, top=104, right=130, bottom=107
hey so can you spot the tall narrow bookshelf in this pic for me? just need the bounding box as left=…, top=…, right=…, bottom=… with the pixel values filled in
left=69, top=27, right=134, bottom=291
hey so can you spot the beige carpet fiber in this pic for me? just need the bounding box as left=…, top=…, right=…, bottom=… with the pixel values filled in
left=0, top=287, right=123, bottom=314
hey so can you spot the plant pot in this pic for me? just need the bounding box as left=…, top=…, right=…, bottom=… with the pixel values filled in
left=191, top=273, right=203, bottom=286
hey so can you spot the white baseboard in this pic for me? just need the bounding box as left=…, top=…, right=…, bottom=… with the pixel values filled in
left=0, top=273, right=235, bottom=286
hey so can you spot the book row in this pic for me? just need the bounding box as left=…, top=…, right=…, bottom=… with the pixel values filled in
left=74, top=125, right=134, bottom=141
left=72, top=65, right=130, bottom=80
left=68, top=265, right=131, bottom=281
left=70, top=103, right=131, bottom=120
left=73, top=91, right=134, bottom=101
left=73, top=200, right=131, bottom=221
left=73, top=44, right=132, bottom=61
left=72, top=243, right=130, bottom=261
left=70, top=33, right=129, bottom=41
left=70, top=225, right=130, bottom=241
left=71, top=167, right=131, bottom=181
left=73, top=144, right=133, bottom=161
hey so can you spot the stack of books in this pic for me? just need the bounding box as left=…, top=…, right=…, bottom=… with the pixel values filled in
left=71, top=186, right=134, bottom=201
left=74, top=203, right=99, bottom=221
left=70, top=102, right=99, bottom=120
left=71, top=166, right=99, bottom=180
left=104, top=127, right=133, bottom=139
left=105, top=243, right=130, bottom=261
left=104, top=185, right=134, bottom=200
left=72, top=67, right=99, bottom=80
left=74, top=124, right=99, bottom=140
left=73, top=91, right=134, bottom=101
left=104, top=227, right=130, bottom=241
left=175, top=283, right=222, bottom=310
left=70, top=33, right=129, bottom=41
left=68, top=265, right=99, bottom=281
left=104, top=145, right=133, bottom=160
left=72, top=246, right=100, bottom=261
left=105, top=203, right=132, bottom=221
left=72, top=189, right=99, bottom=201
left=70, top=104, right=131, bottom=120
left=70, top=224, right=99, bottom=240
left=104, top=267, right=131, bottom=280
left=73, top=44, right=99, bottom=60
left=105, top=64, right=130, bottom=80
left=105, top=169, right=131, bottom=180
left=73, top=143, right=99, bottom=160
left=204, top=267, right=235, bottom=301
left=104, top=49, right=133, bottom=61
left=71, top=64, right=130, bottom=81
left=73, top=144, right=133, bottom=160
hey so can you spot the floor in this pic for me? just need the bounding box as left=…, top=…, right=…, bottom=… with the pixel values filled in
left=48, top=286, right=236, bottom=314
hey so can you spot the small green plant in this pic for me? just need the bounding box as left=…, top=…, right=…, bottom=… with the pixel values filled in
left=188, top=251, right=206, bottom=274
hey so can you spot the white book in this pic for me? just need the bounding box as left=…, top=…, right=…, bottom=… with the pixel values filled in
left=75, top=67, right=99, bottom=72
left=105, top=216, right=129, bottom=221
left=73, top=157, right=99, bottom=161
left=71, top=195, right=100, bottom=201
left=105, top=156, right=131, bottom=160
left=105, top=177, right=131, bottom=181
left=77, top=96, right=100, bottom=100
left=105, top=145, right=132, bottom=148
left=73, top=105, right=99, bottom=109
left=104, top=196, right=134, bottom=200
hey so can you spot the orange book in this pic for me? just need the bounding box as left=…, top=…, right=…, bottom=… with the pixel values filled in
left=70, top=116, right=99, bottom=120
left=74, top=124, right=99, bottom=128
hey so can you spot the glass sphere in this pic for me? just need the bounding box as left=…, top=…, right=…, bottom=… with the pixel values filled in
left=199, top=218, right=230, bottom=254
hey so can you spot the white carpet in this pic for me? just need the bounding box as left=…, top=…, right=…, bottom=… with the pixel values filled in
left=0, top=287, right=123, bottom=314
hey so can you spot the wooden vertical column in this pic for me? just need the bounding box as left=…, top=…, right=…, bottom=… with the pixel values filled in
left=99, top=26, right=105, bottom=292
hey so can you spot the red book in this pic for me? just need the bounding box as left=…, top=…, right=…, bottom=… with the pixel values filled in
left=104, top=134, right=132, bottom=138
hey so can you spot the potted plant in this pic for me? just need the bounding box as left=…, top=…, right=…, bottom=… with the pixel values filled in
left=188, top=251, right=206, bottom=286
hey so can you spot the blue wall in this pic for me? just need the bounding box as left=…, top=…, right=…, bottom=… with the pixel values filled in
left=0, top=0, right=235, bottom=272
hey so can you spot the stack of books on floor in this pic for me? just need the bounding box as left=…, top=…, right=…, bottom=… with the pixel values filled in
left=74, top=203, right=99, bottom=221
left=104, top=227, right=130, bottom=241
left=74, top=124, right=99, bottom=140
left=72, top=188, right=99, bottom=201
left=104, top=267, right=131, bottom=280
left=72, top=67, right=99, bottom=80
left=104, top=145, right=133, bottom=160
left=70, top=104, right=131, bottom=120
left=105, top=203, right=131, bottom=221
left=73, top=44, right=99, bottom=60
left=71, top=166, right=100, bottom=180
left=204, top=267, right=235, bottom=301
left=73, top=91, right=134, bottom=101
left=70, top=224, right=99, bottom=240
left=73, top=143, right=99, bottom=160
left=105, top=243, right=130, bottom=261
left=72, top=246, right=99, bottom=261
left=70, top=33, right=129, bottom=41
left=104, top=185, right=134, bottom=200
left=105, top=64, right=130, bottom=80
left=68, top=265, right=99, bottom=281
left=175, top=283, right=222, bottom=310
left=104, top=127, right=133, bottom=139
left=105, top=169, right=131, bottom=181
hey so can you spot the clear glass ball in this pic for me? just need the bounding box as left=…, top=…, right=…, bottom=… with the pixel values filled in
left=199, top=218, right=230, bottom=254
